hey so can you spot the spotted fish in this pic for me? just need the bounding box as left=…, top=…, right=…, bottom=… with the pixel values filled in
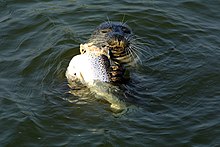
left=66, top=52, right=111, bottom=86
left=66, top=50, right=126, bottom=111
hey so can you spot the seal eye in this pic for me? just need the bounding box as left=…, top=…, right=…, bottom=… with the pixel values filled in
left=122, top=27, right=131, bottom=34
left=100, top=29, right=111, bottom=33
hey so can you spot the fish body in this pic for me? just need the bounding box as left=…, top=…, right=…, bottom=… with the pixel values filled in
left=66, top=52, right=127, bottom=111
left=66, top=52, right=111, bottom=86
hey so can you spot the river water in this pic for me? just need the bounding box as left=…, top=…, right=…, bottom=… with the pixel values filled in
left=1, top=0, right=220, bottom=146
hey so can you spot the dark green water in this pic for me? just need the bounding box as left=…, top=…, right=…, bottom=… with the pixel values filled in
left=1, top=0, right=220, bottom=146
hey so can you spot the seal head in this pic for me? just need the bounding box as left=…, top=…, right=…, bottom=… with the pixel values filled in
left=88, top=22, right=134, bottom=64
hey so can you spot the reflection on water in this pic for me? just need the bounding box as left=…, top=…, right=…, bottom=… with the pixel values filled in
left=0, top=0, right=220, bottom=146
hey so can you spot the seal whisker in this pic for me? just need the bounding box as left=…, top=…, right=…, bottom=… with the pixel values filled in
left=129, top=38, right=153, bottom=56
left=121, top=14, right=126, bottom=25
left=106, top=16, right=111, bottom=25
left=122, top=34, right=153, bottom=62
left=127, top=46, right=136, bottom=62
left=130, top=43, right=152, bottom=58
left=126, top=44, right=141, bottom=62
left=133, top=44, right=152, bottom=55
left=133, top=40, right=153, bottom=48
left=129, top=43, right=152, bottom=61
left=127, top=35, right=148, bottom=42
left=128, top=46, right=142, bottom=64
left=131, top=35, right=155, bottom=47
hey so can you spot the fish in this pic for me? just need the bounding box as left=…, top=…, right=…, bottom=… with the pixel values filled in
left=66, top=48, right=126, bottom=111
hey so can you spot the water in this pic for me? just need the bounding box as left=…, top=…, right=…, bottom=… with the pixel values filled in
left=1, top=0, right=220, bottom=146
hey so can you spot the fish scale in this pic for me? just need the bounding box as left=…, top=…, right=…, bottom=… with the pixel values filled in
left=87, top=53, right=110, bottom=82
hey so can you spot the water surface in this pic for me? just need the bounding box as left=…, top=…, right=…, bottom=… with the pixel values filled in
left=1, top=0, right=220, bottom=146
